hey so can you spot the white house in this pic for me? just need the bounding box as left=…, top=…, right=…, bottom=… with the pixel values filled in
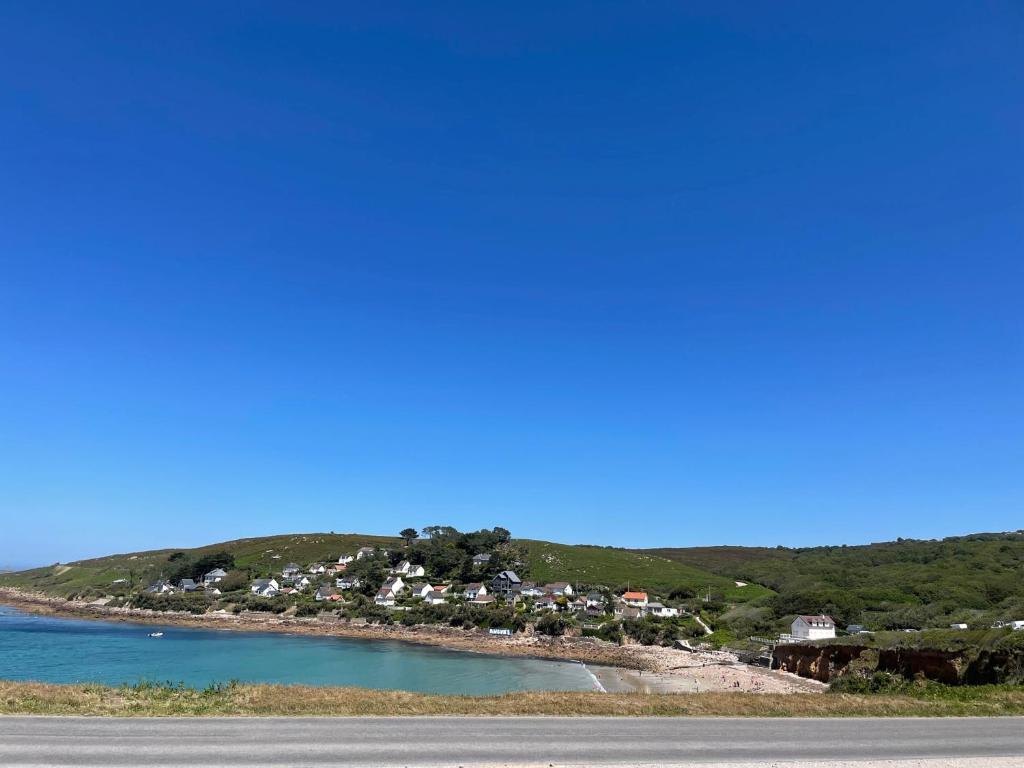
left=281, top=563, right=302, bottom=579
left=646, top=602, right=680, bottom=618
left=585, top=592, right=605, bottom=608
left=1009, top=620, right=1024, bottom=631
left=307, top=563, right=326, bottom=575
left=145, top=580, right=175, bottom=595
left=202, top=568, right=228, bottom=585
left=375, top=588, right=396, bottom=607
left=336, top=576, right=361, bottom=590
left=355, top=547, right=376, bottom=560
left=950, top=623, right=968, bottom=630
left=383, top=575, right=405, bottom=593
left=621, top=591, right=649, bottom=608
left=337, top=554, right=354, bottom=565
left=393, top=561, right=426, bottom=578
left=463, top=582, right=488, bottom=600
left=315, top=585, right=336, bottom=601
left=519, top=582, right=545, bottom=598
left=791, top=615, right=836, bottom=640
left=543, top=582, right=574, bottom=597
left=408, top=583, right=433, bottom=599
left=423, top=590, right=448, bottom=605
left=251, top=578, right=280, bottom=597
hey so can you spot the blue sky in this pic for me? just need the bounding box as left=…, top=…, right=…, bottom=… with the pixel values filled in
left=1, top=3, right=1021, bottom=566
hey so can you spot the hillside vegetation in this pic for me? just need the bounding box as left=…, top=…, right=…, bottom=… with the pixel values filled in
left=0, top=531, right=738, bottom=602
left=0, top=533, right=402, bottom=599
left=640, top=531, right=1024, bottom=632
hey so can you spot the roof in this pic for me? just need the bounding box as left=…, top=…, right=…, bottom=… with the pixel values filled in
left=494, top=570, right=521, bottom=583
left=464, top=582, right=484, bottom=590
left=204, top=568, right=227, bottom=577
left=425, top=590, right=447, bottom=599
left=472, top=553, right=492, bottom=561
left=544, top=582, right=570, bottom=589
left=623, top=591, right=648, bottom=600
left=252, top=578, right=275, bottom=587
left=283, top=562, right=301, bottom=569
left=796, top=615, right=835, bottom=625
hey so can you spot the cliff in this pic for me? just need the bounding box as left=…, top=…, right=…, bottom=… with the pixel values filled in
left=773, top=640, right=1024, bottom=685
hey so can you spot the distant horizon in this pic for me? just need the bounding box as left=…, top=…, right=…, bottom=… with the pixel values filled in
left=5, top=523, right=1023, bottom=573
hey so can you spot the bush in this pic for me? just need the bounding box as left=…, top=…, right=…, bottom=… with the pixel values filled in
left=536, top=613, right=571, bottom=636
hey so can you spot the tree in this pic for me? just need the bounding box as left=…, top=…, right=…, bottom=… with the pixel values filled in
left=400, top=528, right=419, bottom=547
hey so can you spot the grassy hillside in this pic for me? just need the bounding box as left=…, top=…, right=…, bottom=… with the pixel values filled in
left=519, top=540, right=742, bottom=598
left=0, top=532, right=742, bottom=601
left=639, top=531, right=1024, bottom=631
left=0, top=533, right=402, bottom=598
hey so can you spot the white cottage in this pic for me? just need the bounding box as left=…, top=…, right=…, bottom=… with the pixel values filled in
left=791, top=615, right=836, bottom=640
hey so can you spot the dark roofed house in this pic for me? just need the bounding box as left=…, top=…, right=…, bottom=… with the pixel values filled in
left=145, top=580, right=175, bottom=595
left=178, top=578, right=197, bottom=592
left=491, top=570, right=522, bottom=598
left=315, top=585, right=336, bottom=601
left=471, top=553, right=492, bottom=566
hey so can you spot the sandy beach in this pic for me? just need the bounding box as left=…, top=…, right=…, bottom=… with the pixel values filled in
left=0, top=587, right=822, bottom=694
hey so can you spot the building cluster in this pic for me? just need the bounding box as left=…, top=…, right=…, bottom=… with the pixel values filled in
left=142, top=547, right=688, bottom=621
left=144, top=568, right=229, bottom=597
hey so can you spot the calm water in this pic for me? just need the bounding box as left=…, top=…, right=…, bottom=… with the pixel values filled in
left=0, top=605, right=599, bottom=694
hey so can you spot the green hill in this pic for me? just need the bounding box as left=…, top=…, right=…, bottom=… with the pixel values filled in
left=0, top=533, right=402, bottom=598
left=638, top=531, right=1024, bottom=630
left=0, top=532, right=742, bottom=601
left=519, top=540, right=743, bottom=598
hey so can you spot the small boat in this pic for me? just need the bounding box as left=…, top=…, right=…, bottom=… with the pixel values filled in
left=147, top=632, right=164, bottom=638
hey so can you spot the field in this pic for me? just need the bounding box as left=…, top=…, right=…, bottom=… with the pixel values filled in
left=3, top=680, right=1024, bottom=717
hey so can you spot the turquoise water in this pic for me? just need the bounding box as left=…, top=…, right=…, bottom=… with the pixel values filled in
left=0, top=605, right=599, bottom=694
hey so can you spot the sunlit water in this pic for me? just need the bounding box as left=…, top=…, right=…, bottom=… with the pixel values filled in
left=0, top=605, right=599, bottom=693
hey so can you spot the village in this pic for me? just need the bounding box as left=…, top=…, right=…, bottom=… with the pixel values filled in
left=141, top=543, right=859, bottom=649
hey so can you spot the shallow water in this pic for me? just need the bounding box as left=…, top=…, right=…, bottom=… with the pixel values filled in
left=0, top=605, right=599, bottom=694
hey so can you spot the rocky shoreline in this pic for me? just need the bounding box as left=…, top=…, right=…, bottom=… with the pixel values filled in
left=0, top=587, right=824, bottom=694
left=0, top=587, right=649, bottom=669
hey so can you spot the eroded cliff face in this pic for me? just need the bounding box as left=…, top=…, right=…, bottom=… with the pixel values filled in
left=772, top=642, right=1024, bottom=685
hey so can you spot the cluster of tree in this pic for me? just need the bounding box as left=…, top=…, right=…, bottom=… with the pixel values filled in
left=645, top=532, right=1024, bottom=633
left=132, top=590, right=210, bottom=614
left=396, top=525, right=525, bottom=583
left=163, top=550, right=236, bottom=585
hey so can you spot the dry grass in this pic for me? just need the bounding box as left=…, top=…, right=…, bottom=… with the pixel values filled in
left=3, top=680, right=1024, bottom=717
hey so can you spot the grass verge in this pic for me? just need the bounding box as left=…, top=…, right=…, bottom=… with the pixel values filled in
left=2, top=680, right=1024, bottom=717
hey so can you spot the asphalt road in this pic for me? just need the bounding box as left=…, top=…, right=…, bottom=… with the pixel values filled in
left=1, top=716, right=1022, bottom=766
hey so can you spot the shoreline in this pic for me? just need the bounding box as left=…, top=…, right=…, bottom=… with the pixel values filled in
left=0, top=587, right=824, bottom=695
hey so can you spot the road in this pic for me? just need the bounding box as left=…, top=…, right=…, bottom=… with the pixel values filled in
left=1, top=716, right=1022, bottom=766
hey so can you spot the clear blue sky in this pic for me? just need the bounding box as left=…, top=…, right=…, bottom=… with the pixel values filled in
left=1, top=3, right=1021, bottom=567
